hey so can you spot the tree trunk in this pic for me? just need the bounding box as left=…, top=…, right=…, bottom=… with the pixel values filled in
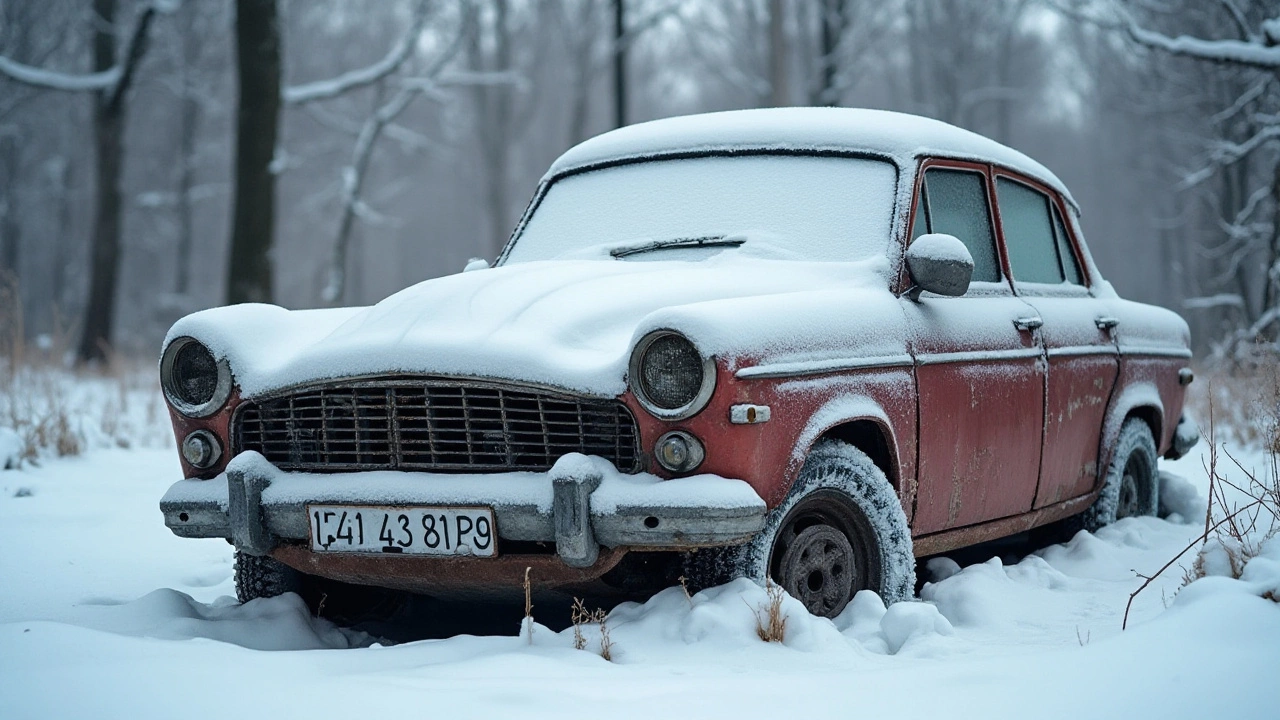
left=174, top=5, right=200, bottom=296
left=768, top=0, right=789, bottom=107
left=815, top=0, right=843, bottom=106
left=76, top=0, right=124, bottom=363
left=612, top=0, right=626, bottom=128
left=0, top=135, right=17, bottom=280
left=226, top=0, right=281, bottom=305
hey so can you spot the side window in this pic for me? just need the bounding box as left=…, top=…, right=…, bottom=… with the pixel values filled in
left=909, top=187, right=928, bottom=242
left=915, top=168, right=1001, bottom=283
left=996, top=178, right=1064, bottom=284
left=1051, top=205, right=1083, bottom=285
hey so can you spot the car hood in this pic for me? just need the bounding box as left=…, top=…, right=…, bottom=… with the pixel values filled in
left=166, top=255, right=906, bottom=399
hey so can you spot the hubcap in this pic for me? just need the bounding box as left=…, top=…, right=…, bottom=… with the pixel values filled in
left=777, top=525, right=856, bottom=618
left=1116, top=452, right=1149, bottom=520
left=1116, top=472, right=1139, bottom=519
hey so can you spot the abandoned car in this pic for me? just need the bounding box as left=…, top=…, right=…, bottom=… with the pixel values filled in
left=160, top=108, right=1199, bottom=619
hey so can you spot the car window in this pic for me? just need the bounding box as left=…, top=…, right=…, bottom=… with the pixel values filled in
left=996, top=178, right=1064, bottom=284
left=915, top=168, right=1001, bottom=283
left=1051, top=204, right=1083, bottom=285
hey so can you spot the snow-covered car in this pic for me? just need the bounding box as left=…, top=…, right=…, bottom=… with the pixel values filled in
left=160, top=108, right=1199, bottom=619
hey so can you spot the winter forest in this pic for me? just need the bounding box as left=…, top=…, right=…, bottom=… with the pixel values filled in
left=1, top=0, right=1279, bottom=362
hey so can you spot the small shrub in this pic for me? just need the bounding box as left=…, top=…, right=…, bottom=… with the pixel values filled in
left=755, top=580, right=788, bottom=643
left=570, top=597, right=614, bottom=661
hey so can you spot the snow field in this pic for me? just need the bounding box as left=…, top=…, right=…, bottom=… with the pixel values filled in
left=0, top=446, right=1276, bottom=719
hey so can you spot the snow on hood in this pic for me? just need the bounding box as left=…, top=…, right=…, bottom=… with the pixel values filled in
left=165, top=255, right=907, bottom=399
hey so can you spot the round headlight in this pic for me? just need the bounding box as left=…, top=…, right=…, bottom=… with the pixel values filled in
left=629, top=331, right=716, bottom=420
left=161, top=337, right=232, bottom=417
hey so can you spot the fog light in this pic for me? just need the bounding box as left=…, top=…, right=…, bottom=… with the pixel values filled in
left=181, top=430, right=222, bottom=470
left=654, top=430, right=705, bottom=473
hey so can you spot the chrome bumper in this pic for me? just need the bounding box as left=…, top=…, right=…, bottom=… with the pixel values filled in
left=160, top=452, right=766, bottom=568
left=1165, top=411, right=1200, bottom=460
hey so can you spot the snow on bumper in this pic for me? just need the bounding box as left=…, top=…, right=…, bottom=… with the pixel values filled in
left=160, top=452, right=766, bottom=567
left=1166, top=411, right=1200, bottom=460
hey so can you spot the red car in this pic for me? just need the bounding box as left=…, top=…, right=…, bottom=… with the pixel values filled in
left=160, top=108, right=1198, bottom=619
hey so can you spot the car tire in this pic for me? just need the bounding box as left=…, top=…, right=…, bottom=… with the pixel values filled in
left=234, top=550, right=305, bottom=604
left=1075, top=418, right=1159, bottom=532
left=683, top=439, right=915, bottom=616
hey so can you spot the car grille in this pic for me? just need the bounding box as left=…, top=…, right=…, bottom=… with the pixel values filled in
left=234, top=379, right=641, bottom=473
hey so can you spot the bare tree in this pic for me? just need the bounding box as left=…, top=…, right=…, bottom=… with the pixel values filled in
left=0, top=0, right=160, bottom=362
left=1108, top=0, right=1280, bottom=356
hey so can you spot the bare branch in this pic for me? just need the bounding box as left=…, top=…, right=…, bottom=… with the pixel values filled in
left=283, top=0, right=431, bottom=105
left=0, top=4, right=157, bottom=97
left=1127, top=19, right=1280, bottom=70
left=0, top=56, right=120, bottom=91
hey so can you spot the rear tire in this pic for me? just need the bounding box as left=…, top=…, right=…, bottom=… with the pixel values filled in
left=1075, top=418, right=1159, bottom=532
left=684, top=439, right=915, bottom=617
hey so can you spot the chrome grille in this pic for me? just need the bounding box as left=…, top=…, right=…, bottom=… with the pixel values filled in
left=234, top=379, right=640, bottom=473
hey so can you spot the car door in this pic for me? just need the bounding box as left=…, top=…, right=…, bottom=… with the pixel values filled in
left=902, top=161, right=1046, bottom=534
left=993, top=173, right=1120, bottom=508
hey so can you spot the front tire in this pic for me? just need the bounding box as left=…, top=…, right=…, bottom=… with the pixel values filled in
left=234, top=551, right=304, bottom=603
left=685, top=440, right=915, bottom=617
left=1076, top=418, right=1159, bottom=532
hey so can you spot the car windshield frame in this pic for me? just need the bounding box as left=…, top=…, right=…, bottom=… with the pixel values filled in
left=495, top=148, right=902, bottom=266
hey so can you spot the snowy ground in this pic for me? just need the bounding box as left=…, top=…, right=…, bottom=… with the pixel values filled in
left=0, top=444, right=1277, bottom=719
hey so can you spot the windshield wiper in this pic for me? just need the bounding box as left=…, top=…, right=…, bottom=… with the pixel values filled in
left=609, top=234, right=746, bottom=258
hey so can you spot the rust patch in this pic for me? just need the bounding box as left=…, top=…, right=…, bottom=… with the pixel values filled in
left=913, top=492, right=1095, bottom=557
left=272, top=544, right=627, bottom=597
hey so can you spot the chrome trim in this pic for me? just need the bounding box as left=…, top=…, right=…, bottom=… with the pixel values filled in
left=628, top=330, right=716, bottom=421
left=915, top=347, right=1043, bottom=366
left=735, top=354, right=914, bottom=379
left=1118, top=346, right=1193, bottom=359
left=160, top=337, right=232, bottom=418
left=1046, top=345, right=1119, bottom=358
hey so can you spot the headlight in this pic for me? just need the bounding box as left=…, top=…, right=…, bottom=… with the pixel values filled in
left=628, top=330, right=715, bottom=420
left=161, top=337, right=232, bottom=417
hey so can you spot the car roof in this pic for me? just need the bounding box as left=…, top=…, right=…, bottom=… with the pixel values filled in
left=546, top=107, right=1078, bottom=211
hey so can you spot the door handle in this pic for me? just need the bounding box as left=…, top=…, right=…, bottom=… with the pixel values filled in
left=1095, top=317, right=1119, bottom=331
left=1013, top=316, right=1043, bottom=331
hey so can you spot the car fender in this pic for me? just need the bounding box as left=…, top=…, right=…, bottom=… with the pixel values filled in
left=1098, top=380, right=1163, bottom=485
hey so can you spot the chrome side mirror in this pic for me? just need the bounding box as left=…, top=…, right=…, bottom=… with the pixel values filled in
left=904, top=233, right=974, bottom=301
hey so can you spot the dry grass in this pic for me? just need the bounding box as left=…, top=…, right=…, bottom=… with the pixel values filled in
left=570, top=597, right=614, bottom=661
left=754, top=579, right=788, bottom=643
left=1123, top=359, right=1280, bottom=627
left=0, top=276, right=170, bottom=466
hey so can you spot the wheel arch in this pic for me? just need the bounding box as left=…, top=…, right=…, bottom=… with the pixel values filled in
left=1099, top=381, right=1163, bottom=484
left=786, top=395, right=904, bottom=498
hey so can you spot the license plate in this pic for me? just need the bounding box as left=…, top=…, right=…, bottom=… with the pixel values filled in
left=307, top=505, right=497, bottom=557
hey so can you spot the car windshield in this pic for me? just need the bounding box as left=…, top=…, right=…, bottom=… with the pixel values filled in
left=502, top=154, right=898, bottom=263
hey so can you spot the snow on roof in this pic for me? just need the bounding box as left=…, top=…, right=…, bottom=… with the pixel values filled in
left=547, top=107, right=1077, bottom=210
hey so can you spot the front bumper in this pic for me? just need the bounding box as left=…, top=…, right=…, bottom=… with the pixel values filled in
left=1165, top=411, right=1200, bottom=460
left=160, top=452, right=766, bottom=570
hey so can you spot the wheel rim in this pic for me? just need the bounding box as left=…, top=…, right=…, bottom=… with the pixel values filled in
left=1115, top=451, right=1150, bottom=520
left=778, top=525, right=855, bottom=617
left=770, top=490, right=878, bottom=618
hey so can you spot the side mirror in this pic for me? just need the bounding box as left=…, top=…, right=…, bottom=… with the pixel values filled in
left=905, top=233, right=973, bottom=301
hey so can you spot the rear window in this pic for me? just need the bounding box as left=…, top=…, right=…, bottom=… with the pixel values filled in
left=996, top=178, right=1063, bottom=284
